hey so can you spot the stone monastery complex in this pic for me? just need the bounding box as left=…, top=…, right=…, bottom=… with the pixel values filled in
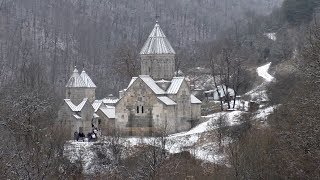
left=58, top=22, right=202, bottom=138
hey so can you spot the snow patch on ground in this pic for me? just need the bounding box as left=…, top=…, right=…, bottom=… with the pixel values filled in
left=170, top=111, right=242, bottom=138
left=245, top=62, right=274, bottom=102
left=245, top=84, right=269, bottom=102
left=64, top=107, right=278, bottom=173
left=64, top=141, right=95, bottom=173
left=254, top=105, right=278, bottom=120
left=257, top=62, right=274, bottom=82
left=192, top=142, right=224, bottom=163
left=64, top=111, right=245, bottom=169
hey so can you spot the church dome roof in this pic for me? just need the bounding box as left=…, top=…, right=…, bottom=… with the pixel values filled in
left=140, top=22, right=175, bottom=55
left=66, top=68, right=87, bottom=88
left=80, top=70, right=97, bottom=88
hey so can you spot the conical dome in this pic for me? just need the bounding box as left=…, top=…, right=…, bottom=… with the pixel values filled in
left=140, top=22, right=175, bottom=55
left=66, top=68, right=86, bottom=87
left=80, top=70, right=96, bottom=88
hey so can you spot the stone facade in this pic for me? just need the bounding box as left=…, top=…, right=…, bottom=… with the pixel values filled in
left=114, top=22, right=201, bottom=136
left=58, top=99, right=94, bottom=138
left=115, top=75, right=201, bottom=136
left=115, top=78, right=178, bottom=135
left=58, top=68, right=112, bottom=139
left=141, top=54, right=175, bottom=80
left=66, top=87, right=95, bottom=104
left=58, top=22, right=202, bottom=139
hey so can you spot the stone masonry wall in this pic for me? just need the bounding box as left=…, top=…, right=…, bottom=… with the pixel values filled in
left=168, top=80, right=192, bottom=132
left=115, top=78, right=178, bottom=136
left=141, top=54, right=175, bottom=80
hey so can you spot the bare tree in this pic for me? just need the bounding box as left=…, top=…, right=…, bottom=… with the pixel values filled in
left=0, top=63, right=75, bottom=179
left=113, top=43, right=140, bottom=80
left=209, top=39, right=244, bottom=111
left=128, top=122, right=169, bottom=180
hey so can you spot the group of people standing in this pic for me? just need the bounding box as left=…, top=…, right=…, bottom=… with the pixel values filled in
left=74, top=128, right=98, bottom=142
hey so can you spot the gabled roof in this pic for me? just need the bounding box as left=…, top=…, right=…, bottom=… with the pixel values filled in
left=125, top=76, right=186, bottom=96
left=139, top=75, right=166, bottom=95
left=157, top=96, right=177, bottom=106
left=140, top=22, right=175, bottom=55
left=100, top=106, right=115, bottom=119
left=80, top=70, right=96, bottom=88
left=92, top=100, right=103, bottom=112
left=66, top=68, right=86, bottom=88
left=166, top=77, right=184, bottom=94
left=127, top=77, right=138, bottom=89
left=190, top=94, right=202, bottom=104
left=65, top=98, right=88, bottom=112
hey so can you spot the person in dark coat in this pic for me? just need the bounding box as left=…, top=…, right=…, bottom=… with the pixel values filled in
left=78, top=132, right=85, bottom=142
left=74, top=131, right=79, bottom=141
left=87, top=132, right=92, bottom=141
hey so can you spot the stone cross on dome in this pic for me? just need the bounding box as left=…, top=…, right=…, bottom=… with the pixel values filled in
left=155, top=14, right=160, bottom=23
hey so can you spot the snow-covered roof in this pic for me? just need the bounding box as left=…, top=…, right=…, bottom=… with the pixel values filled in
left=205, top=85, right=235, bottom=97
left=100, top=106, right=115, bottom=119
left=191, top=94, right=202, bottom=104
left=66, top=67, right=96, bottom=88
left=92, top=100, right=103, bottom=112
left=157, top=96, right=177, bottom=106
left=140, top=75, right=166, bottom=95
left=166, top=77, right=184, bottom=94
left=65, top=98, right=88, bottom=112
left=73, top=114, right=81, bottom=119
left=66, top=68, right=86, bottom=88
left=127, top=77, right=138, bottom=89
left=93, top=113, right=99, bottom=118
left=124, top=76, right=186, bottom=96
left=80, top=70, right=96, bottom=88
left=155, top=79, right=171, bottom=83
left=140, top=22, right=175, bottom=55
left=102, top=98, right=119, bottom=104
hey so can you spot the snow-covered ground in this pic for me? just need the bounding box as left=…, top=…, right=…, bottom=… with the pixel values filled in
left=64, top=110, right=244, bottom=174
left=64, top=142, right=95, bottom=171
left=245, top=62, right=274, bottom=102
left=64, top=63, right=278, bottom=174
left=255, top=105, right=278, bottom=121
left=65, top=108, right=276, bottom=174
left=257, top=62, right=274, bottom=82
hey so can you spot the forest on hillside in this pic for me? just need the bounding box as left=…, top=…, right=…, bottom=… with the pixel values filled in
left=0, top=0, right=282, bottom=97
left=1, top=0, right=320, bottom=179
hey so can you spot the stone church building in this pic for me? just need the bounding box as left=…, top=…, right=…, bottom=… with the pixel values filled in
left=58, top=22, right=202, bottom=138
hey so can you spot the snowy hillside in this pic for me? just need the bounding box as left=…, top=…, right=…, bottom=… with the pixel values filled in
left=64, top=111, right=244, bottom=173
left=64, top=63, right=277, bottom=174
left=245, top=62, right=274, bottom=102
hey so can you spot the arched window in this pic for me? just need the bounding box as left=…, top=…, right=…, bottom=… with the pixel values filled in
left=137, top=106, right=139, bottom=113
left=142, top=106, right=144, bottom=113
